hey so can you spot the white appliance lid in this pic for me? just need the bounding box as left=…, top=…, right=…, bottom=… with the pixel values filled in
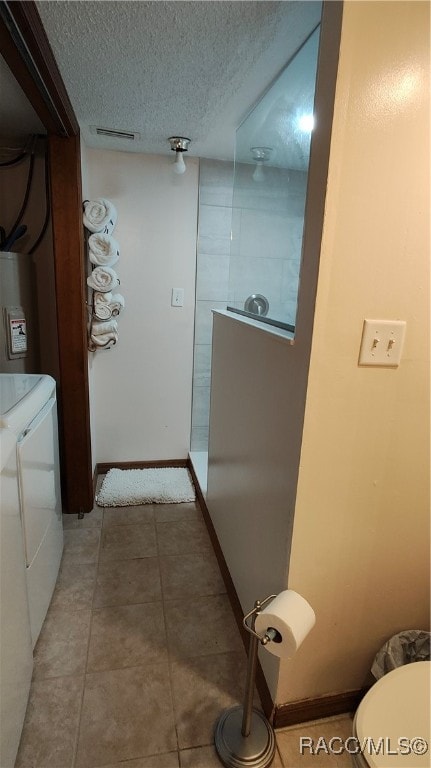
left=354, top=661, right=431, bottom=767
left=0, top=374, right=55, bottom=433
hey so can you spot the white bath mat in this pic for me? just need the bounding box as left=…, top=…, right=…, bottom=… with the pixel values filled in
left=97, top=467, right=196, bottom=507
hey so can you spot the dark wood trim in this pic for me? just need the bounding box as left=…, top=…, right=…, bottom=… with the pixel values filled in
left=273, top=688, right=369, bottom=729
left=2, top=2, right=91, bottom=515
left=0, top=15, right=58, bottom=133
left=188, top=459, right=275, bottom=721
left=49, top=133, right=93, bottom=514
left=0, top=1, right=79, bottom=135
left=96, top=459, right=189, bottom=475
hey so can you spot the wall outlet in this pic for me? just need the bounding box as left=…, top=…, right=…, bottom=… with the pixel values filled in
left=358, top=319, right=406, bottom=367
left=171, top=288, right=184, bottom=307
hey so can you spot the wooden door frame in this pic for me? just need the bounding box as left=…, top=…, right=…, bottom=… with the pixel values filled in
left=0, top=1, right=93, bottom=513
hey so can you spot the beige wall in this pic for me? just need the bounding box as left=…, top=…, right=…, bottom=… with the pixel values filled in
left=83, top=147, right=198, bottom=463
left=284, top=0, right=430, bottom=703
left=208, top=315, right=304, bottom=698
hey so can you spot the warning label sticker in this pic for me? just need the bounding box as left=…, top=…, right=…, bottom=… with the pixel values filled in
left=10, top=318, right=27, bottom=353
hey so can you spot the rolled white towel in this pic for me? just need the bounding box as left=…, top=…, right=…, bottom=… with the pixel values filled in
left=91, top=318, right=118, bottom=336
left=93, top=291, right=113, bottom=320
left=90, top=317, right=118, bottom=348
left=109, top=293, right=125, bottom=316
left=88, top=233, right=120, bottom=267
left=87, top=266, right=119, bottom=293
left=91, top=329, right=118, bottom=348
left=83, top=198, right=117, bottom=234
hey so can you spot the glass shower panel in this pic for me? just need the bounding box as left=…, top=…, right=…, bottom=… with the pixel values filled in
left=228, top=26, right=321, bottom=332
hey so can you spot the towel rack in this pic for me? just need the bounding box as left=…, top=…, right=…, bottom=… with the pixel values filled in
left=83, top=200, right=124, bottom=351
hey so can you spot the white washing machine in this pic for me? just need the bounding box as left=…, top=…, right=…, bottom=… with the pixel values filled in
left=0, top=423, right=33, bottom=767
left=0, top=373, right=63, bottom=647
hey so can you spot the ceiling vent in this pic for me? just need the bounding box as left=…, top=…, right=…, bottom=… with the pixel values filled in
left=89, top=126, right=140, bottom=141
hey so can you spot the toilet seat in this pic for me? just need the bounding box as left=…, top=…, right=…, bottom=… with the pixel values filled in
left=352, top=661, right=430, bottom=767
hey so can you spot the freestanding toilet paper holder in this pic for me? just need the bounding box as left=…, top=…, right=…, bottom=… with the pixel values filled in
left=214, top=594, right=280, bottom=768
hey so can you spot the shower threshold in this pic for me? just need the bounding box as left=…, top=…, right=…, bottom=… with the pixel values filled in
left=189, top=450, right=208, bottom=496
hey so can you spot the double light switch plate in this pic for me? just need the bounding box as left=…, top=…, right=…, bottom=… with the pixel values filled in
left=359, top=319, right=406, bottom=367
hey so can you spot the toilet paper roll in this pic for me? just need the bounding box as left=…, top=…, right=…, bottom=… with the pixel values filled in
left=254, top=590, right=316, bottom=659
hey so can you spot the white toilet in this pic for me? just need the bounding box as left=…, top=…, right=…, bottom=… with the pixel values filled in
left=351, top=661, right=430, bottom=767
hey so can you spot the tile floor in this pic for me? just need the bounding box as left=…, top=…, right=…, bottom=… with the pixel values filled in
left=16, top=480, right=353, bottom=768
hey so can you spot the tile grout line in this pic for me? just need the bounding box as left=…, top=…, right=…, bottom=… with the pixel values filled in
left=157, top=500, right=236, bottom=756
left=154, top=503, right=182, bottom=757
left=84, top=500, right=186, bottom=764
left=70, top=495, right=103, bottom=768
left=160, top=498, right=242, bottom=760
left=67, top=494, right=239, bottom=766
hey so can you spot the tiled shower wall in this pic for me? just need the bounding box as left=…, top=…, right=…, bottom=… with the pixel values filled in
left=229, top=164, right=308, bottom=327
left=191, top=160, right=234, bottom=451
left=191, top=159, right=308, bottom=452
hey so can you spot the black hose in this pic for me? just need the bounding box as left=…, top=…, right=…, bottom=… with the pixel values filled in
left=28, top=145, right=50, bottom=255
left=0, top=150, right=28, bottom=167
left=0, top=135, right=34, bottom=168
left=6, top=151, right=35, bottom=239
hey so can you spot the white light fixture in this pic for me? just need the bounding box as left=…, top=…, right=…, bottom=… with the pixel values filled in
left=250, top=147, right=273, bottom=183
left=168, top=136, right=191, bottom=175
left=252, top=162, right=265, bottom=183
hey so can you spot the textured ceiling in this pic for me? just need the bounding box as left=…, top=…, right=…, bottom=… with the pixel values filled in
left=36, top=0, right=322, bottom=163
